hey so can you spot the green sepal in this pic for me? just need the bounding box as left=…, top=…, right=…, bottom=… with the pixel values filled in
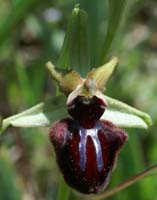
left=0, top=95, right=152, bottom=134
left=102, top=96, right=152, bottom=129
left=0, top=96, right=67, bottom=134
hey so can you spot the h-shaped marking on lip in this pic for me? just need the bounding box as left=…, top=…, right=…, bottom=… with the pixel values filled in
left=79, top=127, right=104, bottom=172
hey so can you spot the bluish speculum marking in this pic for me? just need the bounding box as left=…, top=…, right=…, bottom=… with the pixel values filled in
left=91, top=130, right=104, bottom=171
left=79, top=125, right=104, bottom=172
left=79, top=129, right=87, bottom=171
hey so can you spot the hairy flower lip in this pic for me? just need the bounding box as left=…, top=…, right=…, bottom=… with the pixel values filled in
left=49, top=118, right=128, bottom=194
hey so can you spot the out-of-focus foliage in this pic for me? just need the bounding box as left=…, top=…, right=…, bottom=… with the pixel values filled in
left=0, top=149, right=21, bottom=200
left=0, top=0, right=157, bottom=200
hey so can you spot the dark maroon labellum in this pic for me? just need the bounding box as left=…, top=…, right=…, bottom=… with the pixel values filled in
left=49, top=96, right=127, bottom=194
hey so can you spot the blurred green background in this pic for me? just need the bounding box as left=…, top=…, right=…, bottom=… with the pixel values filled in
left=0, top=0, right=157, bottom=200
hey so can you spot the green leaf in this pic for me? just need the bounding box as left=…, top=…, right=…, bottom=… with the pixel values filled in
left=0, top=96, right=67, bottom=134
left=103, top=96, right=152, bottom=129
left=78, top=0, right=107, bottom=66
left=57, top=17, right=71, bottom=68
left=58, top=4, right=90, bottom=76
left=100, top=0, right=127, bottom=63
left=70, top=4, right=90, bottom=77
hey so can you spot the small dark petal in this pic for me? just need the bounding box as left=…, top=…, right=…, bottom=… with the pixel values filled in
left=49, top=119, right=128, bottom=194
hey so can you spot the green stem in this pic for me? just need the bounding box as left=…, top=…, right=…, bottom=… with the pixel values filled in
left=91, top=164, right=157, bottom=200
left=57, top=176, right=71, bottom=200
